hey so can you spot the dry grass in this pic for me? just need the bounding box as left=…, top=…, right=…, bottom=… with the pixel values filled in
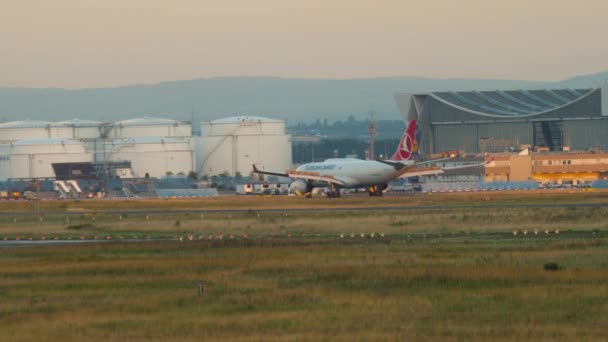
left=1, top=237, right=608, bottom=341
left=1, top=206, right=607, bottom=238
left=1, top=193, right=608, bottom=340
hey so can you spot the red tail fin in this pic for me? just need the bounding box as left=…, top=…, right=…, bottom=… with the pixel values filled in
left=391, top=120, right=417, bottom=161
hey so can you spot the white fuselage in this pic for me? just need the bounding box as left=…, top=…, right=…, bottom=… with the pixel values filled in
left=295, top=158, right=412, bottom=188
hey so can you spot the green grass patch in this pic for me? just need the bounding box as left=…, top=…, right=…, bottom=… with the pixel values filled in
left=1, top=237, right=608, bottom=341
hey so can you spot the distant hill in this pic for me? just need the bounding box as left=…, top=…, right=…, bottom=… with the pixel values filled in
left=1, top=72, right=606, bottom=123
left=553, top=71, right=608, bottom=89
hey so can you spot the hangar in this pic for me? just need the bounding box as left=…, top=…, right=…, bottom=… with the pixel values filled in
left=395, top=87, right=608, bottom=157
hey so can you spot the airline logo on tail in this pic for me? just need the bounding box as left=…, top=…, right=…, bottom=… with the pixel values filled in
left=391, top=120, right=418, bottom=161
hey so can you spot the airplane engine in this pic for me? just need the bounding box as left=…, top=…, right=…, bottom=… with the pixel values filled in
left=289, top=180, right=313, bottom=196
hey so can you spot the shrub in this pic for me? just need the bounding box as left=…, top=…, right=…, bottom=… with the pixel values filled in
left=66, top=223, right=96, bottom=230
left=544, top=262, right=561, bottom=271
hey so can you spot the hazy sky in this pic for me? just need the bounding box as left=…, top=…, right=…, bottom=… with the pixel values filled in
left=2, top=0, right=607, bottom=89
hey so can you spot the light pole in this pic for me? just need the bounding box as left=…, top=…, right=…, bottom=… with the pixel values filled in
left=36, top=179, right=41, bottom=224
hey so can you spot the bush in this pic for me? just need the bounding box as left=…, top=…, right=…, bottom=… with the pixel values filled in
left=544, top=262, right=561, bottom=271
left=66, top=223, right=96, bottom=230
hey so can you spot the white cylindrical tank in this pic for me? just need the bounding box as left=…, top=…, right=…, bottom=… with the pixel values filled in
left=105, top=137, right=194, bottom=178
left=0, top=120, right=52, bottom=143
left=108, top=117, right=191, bottom=138
left=0, top=138, right=93, bottom=180
left=49, top=119, right=104, bottom=139
left=199, top=116, right=292, bottom=177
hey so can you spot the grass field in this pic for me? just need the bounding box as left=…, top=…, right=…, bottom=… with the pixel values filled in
left=1, top=192, right=608, bottom=340
left=1, top=191, right=607, bottom=238
left=1, top=205, right=608, bottom=240
left=2, top=238, right=608, bottom=341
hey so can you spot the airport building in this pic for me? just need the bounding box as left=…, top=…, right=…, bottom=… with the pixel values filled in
left=395, top=86, right=608, bottom=156
left=485, top=150, right=608, bottom=186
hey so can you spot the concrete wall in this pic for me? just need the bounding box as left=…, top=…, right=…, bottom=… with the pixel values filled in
left=509, top=155, right=532, bottom=181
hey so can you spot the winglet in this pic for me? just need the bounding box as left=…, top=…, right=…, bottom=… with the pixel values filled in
left=252, top=164, right=259, bottom=172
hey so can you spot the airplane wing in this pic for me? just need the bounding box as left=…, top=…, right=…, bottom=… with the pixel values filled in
left=378, top=157, right=450, bottom=170
left=412, top=157, right=452, bottom=166
left=252, top=164, right=290, bottom=178
left=441, top=161, right=488, bottom=171
left=397, top=166, right=444, bottom=178
left=376, top=159, right=415, bottom=170
left=287, top=170, right=346, bottom=186
left=397, top=159, right=489, bottom=178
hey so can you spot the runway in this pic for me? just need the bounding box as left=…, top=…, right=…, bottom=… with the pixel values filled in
left=1, top=228, right=601, bottom=248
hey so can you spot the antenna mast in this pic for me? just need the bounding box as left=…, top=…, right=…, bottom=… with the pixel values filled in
left=368, top=111, right=377, bottom=160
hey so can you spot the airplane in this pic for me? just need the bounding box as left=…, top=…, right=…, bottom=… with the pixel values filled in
left=253, top=120, right=449, bottom=197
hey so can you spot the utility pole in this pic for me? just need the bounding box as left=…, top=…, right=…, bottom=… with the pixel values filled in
left=368, top=111, right=377, bottom=160
left=36, top=179, right=41, bottom=224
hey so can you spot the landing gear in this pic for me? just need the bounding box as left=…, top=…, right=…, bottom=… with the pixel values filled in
left=325, top=185, right=341, bottom=198
left=325, top=190, right=341, bottom=198
left=368, top=185, right=386, bottom=197
left=290, top=180, right=314, bottom=198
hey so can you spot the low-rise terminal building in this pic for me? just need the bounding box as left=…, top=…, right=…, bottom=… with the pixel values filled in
left=485, top=150, right=608, bottom=185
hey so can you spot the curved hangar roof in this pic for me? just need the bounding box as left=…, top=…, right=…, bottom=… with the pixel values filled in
left=425, top=88, right=594, bottom=117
